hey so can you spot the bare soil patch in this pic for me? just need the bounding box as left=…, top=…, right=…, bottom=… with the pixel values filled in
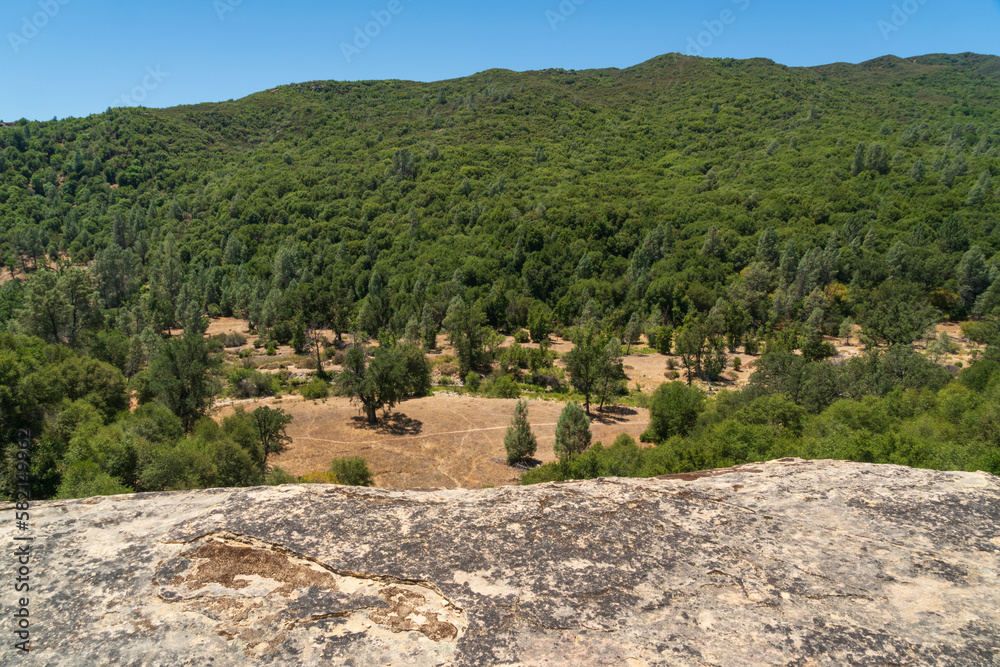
left=216, top=395, right=649, bottom=490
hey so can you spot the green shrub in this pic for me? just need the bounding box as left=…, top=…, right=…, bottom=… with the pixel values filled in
left=56, top=461, right=132, bottom=499
left=513, top=329, right=530, bottom=344
left=329, top=456, right=375, bottom=486
left=215, top=331, right=247, bottom=348
left=266, top=467, right=298, bottom=485
left=228, top=367, right=276, bottom=399
left=301, top=378, right=329, bottom=400
left=487, top=374, right=521, bottom=399
left=465, top=372, right=482, bottom=391
left=642, top=382, right=705, bottom=443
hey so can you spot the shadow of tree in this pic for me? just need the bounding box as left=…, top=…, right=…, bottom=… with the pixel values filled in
left=349, top=411, right=423, bottom=436
left=590, top=405, right=639, bottom=425
left=506, top=457, right=542, bottom=471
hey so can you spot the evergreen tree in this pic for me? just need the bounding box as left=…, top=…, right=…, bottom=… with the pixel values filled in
left=865, top=143, right=889, bottom=174
left=504, top=399, right=538, bottom=464
left=624, top=312, right=643, bottom=355
left=966, top=171, right=991, bottom=207
left=147, top=332, right=221, bottom=432
left=755, top=226, right=780, bottom=267
left=839, top=317, right=854, bottom=345
left=956, top=246, right=989, bottom=311
left=851, top=142, right=866, bottom=176
left=553, top=401, right=591, bottom=461
left=778, top=240, right=800, bottom=287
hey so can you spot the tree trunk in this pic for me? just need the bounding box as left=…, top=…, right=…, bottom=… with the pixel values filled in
left=366, top=403, right=378, bottom=424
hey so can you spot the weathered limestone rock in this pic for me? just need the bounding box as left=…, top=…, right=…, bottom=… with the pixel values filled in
left=4, top=458, right=1000, bottom=665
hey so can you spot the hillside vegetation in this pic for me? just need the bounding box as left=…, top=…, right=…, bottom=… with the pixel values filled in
left=2, top=52, right=1000, bottom=497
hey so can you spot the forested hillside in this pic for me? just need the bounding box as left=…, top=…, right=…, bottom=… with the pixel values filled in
left=2, top=52, right=1000, bottom=498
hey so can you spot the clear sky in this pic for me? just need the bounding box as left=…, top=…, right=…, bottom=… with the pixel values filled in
left=2, top=0, right=999, bottom=121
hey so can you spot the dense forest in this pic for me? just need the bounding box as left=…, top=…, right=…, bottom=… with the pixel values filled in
left=2, top=52, right=1000, bottom=498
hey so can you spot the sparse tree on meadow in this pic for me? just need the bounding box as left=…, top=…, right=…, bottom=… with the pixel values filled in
left=553, top=401, right=591, bottom=461
left=504, top=399, right=538, bottom=465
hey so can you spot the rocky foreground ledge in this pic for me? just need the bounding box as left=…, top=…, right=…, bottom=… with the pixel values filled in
left=3, top=459, right=1000, bottom=666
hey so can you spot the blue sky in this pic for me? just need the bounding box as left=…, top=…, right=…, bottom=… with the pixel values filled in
left=2, top=0, right=999, bottom=121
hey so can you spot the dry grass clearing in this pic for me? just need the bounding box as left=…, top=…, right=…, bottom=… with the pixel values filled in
left=216, top=395, right=649, bottom=490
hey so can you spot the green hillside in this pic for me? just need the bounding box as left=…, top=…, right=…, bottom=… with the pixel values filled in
left=2, top=52, right=1000, bottom=498
left=3, top=52, right=1000, bottom=324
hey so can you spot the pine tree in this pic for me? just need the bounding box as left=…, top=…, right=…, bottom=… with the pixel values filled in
left=865, top=143, right=889, bottom=174
left=553, top=401, right=591, bottom=461
left=956, top=246, right=989, bottom=310
left=966, top=171, right=991, bottom=207
left=851, top=142, right=866, bottom=176
left=755, top=226, right=780, bottom=266
left=624, top=312, right=642, bottom=355
left=504, top=399, right=538, bottom=464
left=838, top=317, right=854, bottom=345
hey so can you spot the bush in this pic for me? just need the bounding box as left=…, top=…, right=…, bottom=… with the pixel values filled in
left=265, top=342, right=277, bottom=356
left=215, top=331, right=247, bottom=348
left=959, top=360, right=1000, bottom=393
left=465, top=372, right=482, bottom=391
left=487, top=374, right=521, bottom=399
left=238, top=348, right=253, bottom=359
left=513, top=329, right=530, bottom=344
left=646, top=326, right=673, bottom=355
left=733, top=357, right=742, bottom=372
left=266, top=467, right=298, bottom=485
left=228, top=367, right=276, bottom=399
left=438, top=362, right=460, bottom=377
left=301, top=378, right=329, bottom=400
left=744, top=337, right=761, bottom=356
left=642, top=382, right=705, bottom=443
left=329, top=456, right=375, bottom=486
left=56, top=461, right=132, bottom=499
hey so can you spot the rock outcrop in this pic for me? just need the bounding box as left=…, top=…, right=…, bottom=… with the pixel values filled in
left=4, top=458, right=1000, bottom=665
